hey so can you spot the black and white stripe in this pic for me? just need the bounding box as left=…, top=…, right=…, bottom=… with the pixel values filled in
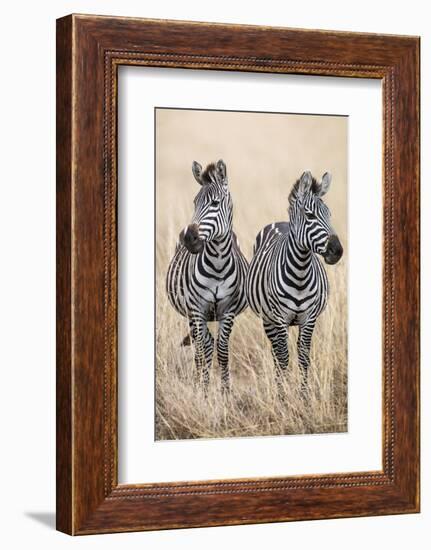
left=246, top=170, right=343, bottom=392
left=166, top=160, right=248, bottom=391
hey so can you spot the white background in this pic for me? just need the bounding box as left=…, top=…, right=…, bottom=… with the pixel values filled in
left=0, top=1, right=428, bottom=549
left=119, top=68, right=382, bottom=483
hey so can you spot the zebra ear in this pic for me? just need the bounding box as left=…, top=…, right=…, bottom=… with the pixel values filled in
left=192, top=161, right=203, bottom=185
left=298, top=170, right=313, bottom=197
left=216, top=159, right=227, bottom=182
left=315, top=172, right=332, bottom=197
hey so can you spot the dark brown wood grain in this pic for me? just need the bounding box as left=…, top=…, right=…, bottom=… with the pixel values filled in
left=56, top=15, right=73, bottom=535
left=56, top=14, right=420, bottom=535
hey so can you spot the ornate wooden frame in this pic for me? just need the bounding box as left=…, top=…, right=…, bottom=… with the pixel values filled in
left=56, top=14, right=420, bottom=535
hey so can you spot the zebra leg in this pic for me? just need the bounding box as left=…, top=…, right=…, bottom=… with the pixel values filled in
left=297, top=320, right=316, bottom=393
left=263, top=320, right=289, bottom=392
left=217, top=313, right=235, bottom=393
left=188, top=316, right=214, bottom=392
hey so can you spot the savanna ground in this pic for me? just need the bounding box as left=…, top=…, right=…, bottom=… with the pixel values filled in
left=155, top=108, right=348, bottom=440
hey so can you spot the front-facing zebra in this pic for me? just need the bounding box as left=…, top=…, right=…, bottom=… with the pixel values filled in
left=246, top=170, right=343, bottom=393
left=166, top=160, right=248, bottom=392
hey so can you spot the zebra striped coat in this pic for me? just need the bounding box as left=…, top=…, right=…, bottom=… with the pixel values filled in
left=246, top=170, right=343, bottom=391
left=166, top=160, right=248, bottom=391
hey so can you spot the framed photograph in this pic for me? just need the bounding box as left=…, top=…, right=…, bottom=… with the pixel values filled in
left=56, top=14, right=420, bottom=534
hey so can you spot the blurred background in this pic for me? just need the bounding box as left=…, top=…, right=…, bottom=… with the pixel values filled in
left=156, top=108, right=347, bottom=259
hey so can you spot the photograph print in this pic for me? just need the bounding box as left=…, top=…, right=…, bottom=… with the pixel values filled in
left=155, top=107, right=347, bottom=441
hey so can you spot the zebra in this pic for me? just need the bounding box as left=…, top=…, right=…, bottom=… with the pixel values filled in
left=166, top=159, right=248, bottom=392
left=246, top=170, right=343, bottom=394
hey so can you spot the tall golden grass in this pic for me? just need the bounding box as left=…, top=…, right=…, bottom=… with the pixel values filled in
left=155, top=109, right=348, bottom=440
left=155, top=238, right=347, bottom=441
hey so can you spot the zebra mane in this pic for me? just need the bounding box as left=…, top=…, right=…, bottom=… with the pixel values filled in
left=200, top=163, right=218, bottom=185
left=288, top=176, right=320, bottom=205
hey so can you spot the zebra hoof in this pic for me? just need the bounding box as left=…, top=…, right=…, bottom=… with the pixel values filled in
left=221, top=384, right=231, bottom=397
left=277, top=390, right=287, bottom=403
left=275, top=383, right=288, bottom=402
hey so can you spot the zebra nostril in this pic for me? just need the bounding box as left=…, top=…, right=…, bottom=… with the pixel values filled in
left=183, top=223, right=199, bottom=240
left=183, top=223, right=204, bottom=254
left=323, top=235, right=343, bottom=264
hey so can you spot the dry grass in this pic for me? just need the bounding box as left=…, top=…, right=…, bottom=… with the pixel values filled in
left=155, top=250, right=347, bottom=441
left=155, top=108, right=348, bottom=441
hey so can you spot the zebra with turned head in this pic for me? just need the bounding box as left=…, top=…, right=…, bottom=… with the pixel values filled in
left=246, top=170, right=343, bottom=393
left=166, top=159, right=248, bottom=392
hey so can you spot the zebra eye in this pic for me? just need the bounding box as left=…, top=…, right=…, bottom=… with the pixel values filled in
left=305, top=211, right=317, bottom=220
left=211, top=199, right=220, bottom=206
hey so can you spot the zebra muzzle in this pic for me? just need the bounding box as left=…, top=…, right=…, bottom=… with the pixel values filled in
left=323, top=235, right=343, bottom=265
left=181, top=223, right=204, bottom=254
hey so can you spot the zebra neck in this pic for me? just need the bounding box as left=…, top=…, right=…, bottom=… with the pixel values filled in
left=283, top=232, right=314, bottom=277
left=204, top=233, right=233, bottom=259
